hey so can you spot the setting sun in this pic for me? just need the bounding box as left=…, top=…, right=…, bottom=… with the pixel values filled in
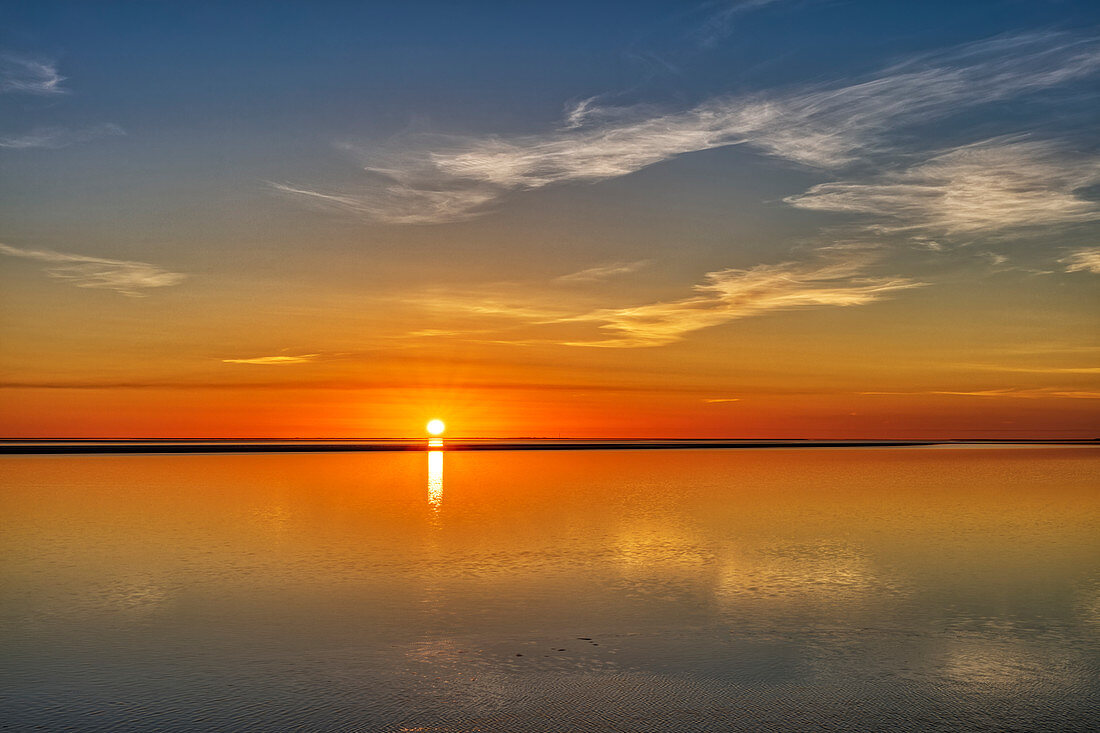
left=426, top=419, right=446, bottom=436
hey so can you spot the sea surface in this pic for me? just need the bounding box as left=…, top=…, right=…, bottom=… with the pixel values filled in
left=2, top=446, right=1098, bottom=731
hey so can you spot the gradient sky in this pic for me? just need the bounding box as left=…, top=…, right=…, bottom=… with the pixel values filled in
left=1, top=0, right=1098, bottom=438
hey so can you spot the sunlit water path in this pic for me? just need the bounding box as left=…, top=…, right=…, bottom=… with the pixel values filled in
left=2, top=447, right=1098, bottom=731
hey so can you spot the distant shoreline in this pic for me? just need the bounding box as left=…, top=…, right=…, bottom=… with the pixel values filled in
left=1, top=439, right=1095, bottom=455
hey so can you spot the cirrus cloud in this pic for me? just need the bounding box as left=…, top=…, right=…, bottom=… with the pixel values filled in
left=0, top=54, right=65, bottom=95
left=1059, top=246, right=1100, bottom=274
left=553, top=260, right=651, bottom=284
left=0, top=123, right=125, bottom=150
left=222, top=354, right=319, bottom=365
left=861, top=388, right=1100, bottom=400
left=0, top=243, right=186, bottom=296
left=275, top=32, right=1100, bottom=225
left=413, top=255, right=920, bottom=348
left=785, top=138, right=1100, bottom=236
left=563, top=258, right=920, bottom=347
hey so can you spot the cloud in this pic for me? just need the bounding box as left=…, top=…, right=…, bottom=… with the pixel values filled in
left=862, top=388, right=1100, bottom=400
left=276, top=32, right=1100, bottom=224
left=403, top=328, right=472, bottom=338
left=554, top=260, right=651, bottom=284
left=786, top=138, right=1100, bottom=236
left=417, top=255, right=919, bottom=348
left=691, top=0, right=789, bottom=49
left=1060, top=246, right=1100, bottom=274
left=0, top=55, right=65, bottom=95
left=987, top=342, right=1100, bottom=357
left=415, top=293, right=569, bottom=323
left=222, top=354, right=319, bottom=365
left=0, top=57, right=124, bottom=151
left=0, top=124, right=125, bottom=150
left=268, top=180, right=500, bottom=225
left=952, top=363, right=1100, bottom=375
left=562, top=96, right=601, bottom=130
left=0, top=243, right=186, bottom=296
left=704, top=397, right=741, bottom=403
left=564, top=258, right=920, bottom=346
left=0, top=377, right=726, bottom=394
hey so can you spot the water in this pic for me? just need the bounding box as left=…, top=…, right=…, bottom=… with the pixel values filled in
left=2, top=447, right=1098, bottom=731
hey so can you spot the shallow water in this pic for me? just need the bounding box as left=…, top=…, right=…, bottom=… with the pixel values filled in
left=2, top=447, right=1098, bottom=731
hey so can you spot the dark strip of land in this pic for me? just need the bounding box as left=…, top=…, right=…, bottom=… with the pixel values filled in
left=1, top=439, right=1094, bottom=454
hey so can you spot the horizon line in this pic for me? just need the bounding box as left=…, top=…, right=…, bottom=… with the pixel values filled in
left=2, top=437, right=1096, bottom=456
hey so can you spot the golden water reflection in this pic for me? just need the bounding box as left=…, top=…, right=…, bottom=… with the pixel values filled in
left=2, top=447, right=1098, bottom=731
left=427, top=448, right=443, bottom=511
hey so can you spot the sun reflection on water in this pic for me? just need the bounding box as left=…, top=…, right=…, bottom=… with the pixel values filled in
left=427, top=449, right=443, bottom=511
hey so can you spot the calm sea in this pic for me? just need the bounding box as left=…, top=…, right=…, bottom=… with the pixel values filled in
left=2, top=447, right=1098, bottom=731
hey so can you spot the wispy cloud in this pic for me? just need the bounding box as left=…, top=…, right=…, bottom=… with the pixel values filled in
left=562, top=96, right=602, bottom=130
left=786, top=138, right=1100, bottom=236
left=0, top=124, right=125, bottom=150
left=222, top=354, right=319, bottom=365
left=404, top=328, right=473, bottom=338
left=554, top=260, right=651, bottom=284
left=416, top=293, right=569, bottom=323
left=984, top=342, right=1100, bottom=357
left=691, top=0, right=789, bottom=49
left=564, top=258, right=919, bottom=347
left=277, top=32, right=1099, bottom=224
left=862, top=388, right=1100, bottom=400
left=1060, top=246, right=1100, bottom=274
left=0, top=55, right=65, bottom=95
left=704, top=397, right=742, bottom=403
left=0, top=243, right=186, bottom=296
left=0, top=55, right=124, bottom=152
left=268, top=180, right=500, bottom=225
left=0, top=377, right=724, bottom=394
left=952, top=364, right=1100, bottom=375
left=416, top=255, right=919, bottom=348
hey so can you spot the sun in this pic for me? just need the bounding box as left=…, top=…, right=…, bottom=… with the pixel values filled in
left=426, top=419, right=446, bottom=436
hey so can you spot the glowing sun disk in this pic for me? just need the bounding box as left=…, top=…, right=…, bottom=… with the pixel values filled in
left=426, top=419, right=446, bottom=436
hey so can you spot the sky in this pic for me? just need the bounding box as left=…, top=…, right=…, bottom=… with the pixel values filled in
left=1, top=0, right=1098, bottom=438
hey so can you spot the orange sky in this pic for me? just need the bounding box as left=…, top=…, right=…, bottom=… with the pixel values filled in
left=1, top=7, right=1098, bottom=438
